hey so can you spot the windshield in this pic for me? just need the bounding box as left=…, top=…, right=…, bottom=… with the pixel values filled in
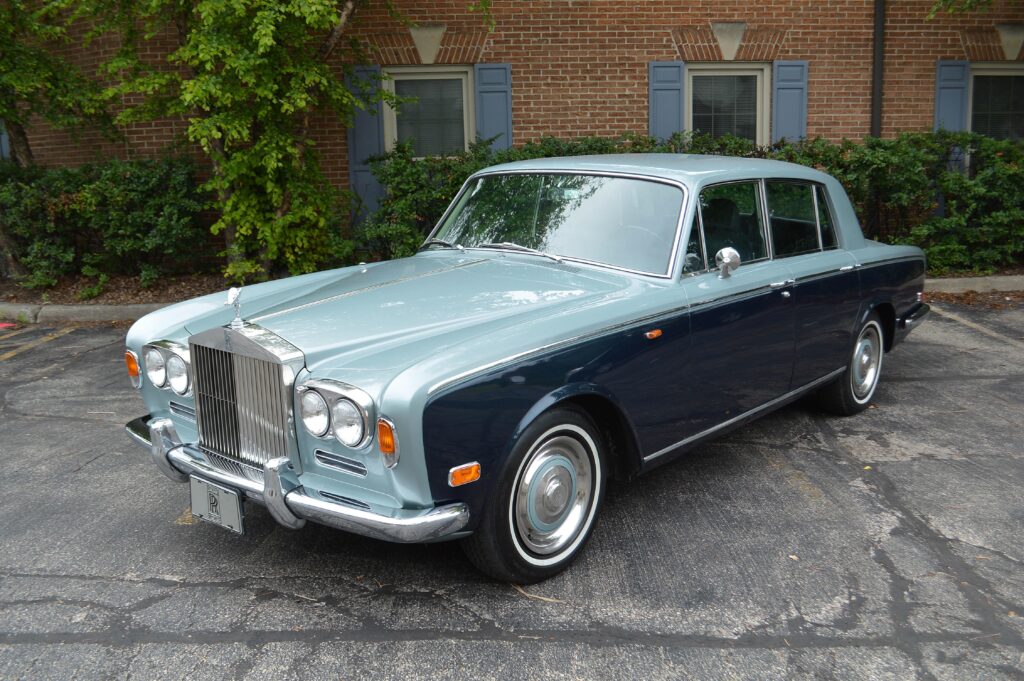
left=432, top=173, right=685, bottom=275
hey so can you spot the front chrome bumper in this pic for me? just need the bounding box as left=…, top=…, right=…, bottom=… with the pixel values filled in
left=125, top=416, right=469, bottom=543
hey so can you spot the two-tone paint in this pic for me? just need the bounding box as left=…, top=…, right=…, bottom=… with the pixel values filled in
left=125, top=154, right=927, bottom=540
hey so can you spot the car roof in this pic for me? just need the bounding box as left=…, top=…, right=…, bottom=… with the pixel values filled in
left=475, top=153, right=832, bottom=186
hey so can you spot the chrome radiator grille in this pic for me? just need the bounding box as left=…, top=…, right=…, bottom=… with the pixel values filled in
left=191, top=343, right=290, bottom=468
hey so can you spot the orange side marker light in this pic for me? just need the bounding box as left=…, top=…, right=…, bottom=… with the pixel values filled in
left=448, top=462, right=481, bottom=487
left=644, top=329, right=663, bottom=340
left=125, top=351, right=141, bottom=388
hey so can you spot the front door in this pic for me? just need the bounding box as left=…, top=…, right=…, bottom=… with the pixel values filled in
left=645, top=180, right=796, bottom=460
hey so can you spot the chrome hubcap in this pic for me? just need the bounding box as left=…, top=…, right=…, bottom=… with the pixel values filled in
left=851, top=325, right=881, bottom=399
left=514, top=434, right=593, bottom=556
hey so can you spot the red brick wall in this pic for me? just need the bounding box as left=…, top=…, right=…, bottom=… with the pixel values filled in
left=21, top=0, right=1024, bottom=187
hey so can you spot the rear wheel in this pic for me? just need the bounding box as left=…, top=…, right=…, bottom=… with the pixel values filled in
left=816, top=312, right=885, bottom=416
left=461, top=407, right=606, bottom=583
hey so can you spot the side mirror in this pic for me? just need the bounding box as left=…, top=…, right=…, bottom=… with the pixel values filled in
left=715, top=247, right=741, bottom=279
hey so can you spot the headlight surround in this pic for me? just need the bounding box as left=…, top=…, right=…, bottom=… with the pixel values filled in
left=331, top=398, right=364, bottom=447
left=166, top=354, right=190, bottom=395
left=144, top=348, right=166, bottom=387
left=297, top=379, right=374, bottom=449
left=142, top=342, right=191, bottom=396
left=300, top=390, right=331, bottom=437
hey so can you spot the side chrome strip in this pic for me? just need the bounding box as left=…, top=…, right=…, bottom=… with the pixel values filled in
left=642, top=367, right=846, bottom=463
left=427, top=303, right=692, bottom=395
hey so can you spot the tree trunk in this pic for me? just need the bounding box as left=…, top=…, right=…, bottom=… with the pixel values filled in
left=5, top=120, right=34, bottom=168
left=0, top=227, right=27, bottom=279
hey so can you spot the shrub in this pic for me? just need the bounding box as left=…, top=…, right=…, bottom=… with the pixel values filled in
left=0, top=157, right=208, bottom=288
left=363, top=131, right=1024, bottom=273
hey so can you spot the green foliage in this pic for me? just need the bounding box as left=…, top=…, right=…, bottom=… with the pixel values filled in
left=97, top=0, right=382, bottom=281
left=0, top=0, right=112, bottom=165
left=0, top=158, right=208, bottom=287
left=364, top=131, right=1024, bottom=273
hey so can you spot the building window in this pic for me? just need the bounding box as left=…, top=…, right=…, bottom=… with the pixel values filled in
left=0, top=120, right=9, bottom=161
left=686, top=64, right=771, bottom=145
left=970, top=64, right=1024, bottom=141
left=383, top=66, right=474, bottom=157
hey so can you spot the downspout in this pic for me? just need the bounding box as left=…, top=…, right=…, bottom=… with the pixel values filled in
left=870, top=0, right=886, bottom=138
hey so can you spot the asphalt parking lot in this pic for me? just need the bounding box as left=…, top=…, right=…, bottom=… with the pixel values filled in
left=0, top=303, right=1022, bottom=680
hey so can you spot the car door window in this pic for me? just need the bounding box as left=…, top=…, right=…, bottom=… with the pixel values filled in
left=765, top=181, right=821, bottom=258
left=698, top=181, right=768, bottom=266
left=815, top=185, right=838, bottom=249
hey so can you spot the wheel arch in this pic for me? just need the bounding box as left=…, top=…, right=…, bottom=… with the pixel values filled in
left=512, top=383, right=644, bottom=482
left=868, top=301, right=896, bottom=351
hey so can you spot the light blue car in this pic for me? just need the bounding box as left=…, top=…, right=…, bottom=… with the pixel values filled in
left=125, top=154, right=929, bottom=582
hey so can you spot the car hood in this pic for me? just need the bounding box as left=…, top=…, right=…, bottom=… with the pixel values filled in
left=185, top=254, right=645, bottom=371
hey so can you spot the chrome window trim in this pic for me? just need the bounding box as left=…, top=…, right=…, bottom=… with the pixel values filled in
left=693, top=178, right=772, bottom=273
left=643, top=367, right=846, bottom=463
left=296, top=378, right=376, bottom=450
left=424, top=169, right=689, bottom=280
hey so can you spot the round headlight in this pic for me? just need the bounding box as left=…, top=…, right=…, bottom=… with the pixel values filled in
left=144, top=348, right=166, bottom=387
left=166, top=354, right=190, bottom=395
left=300, top=390, right=330, bottom=437
left=331, top=398, right=365, bottom=447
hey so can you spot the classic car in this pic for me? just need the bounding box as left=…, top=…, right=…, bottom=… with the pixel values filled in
left=124, top=154, right=929, bottom=582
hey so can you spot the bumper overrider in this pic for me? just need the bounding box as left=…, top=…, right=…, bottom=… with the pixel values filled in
left=125, top=415, right=469, bottom=543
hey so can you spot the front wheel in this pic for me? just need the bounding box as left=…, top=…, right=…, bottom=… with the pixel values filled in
left=816, top=312, right=885, bottom=416
left=461, top=407, right=606, bottom=583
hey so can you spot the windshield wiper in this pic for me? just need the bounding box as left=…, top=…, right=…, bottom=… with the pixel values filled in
left=421, top=238, right=464, bottom=252
left=479, top=242, right=563, bottom=263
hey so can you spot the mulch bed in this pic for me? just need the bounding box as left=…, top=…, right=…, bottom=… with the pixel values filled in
left=927, top=290, right=1024, bottom=309
left=0, top=274, right=227, bottom=306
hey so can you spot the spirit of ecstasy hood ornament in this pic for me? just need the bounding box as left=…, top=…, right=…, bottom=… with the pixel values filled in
left=226, top=287, right=244, bottom=330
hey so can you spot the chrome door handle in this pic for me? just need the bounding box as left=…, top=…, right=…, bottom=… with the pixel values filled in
left=769, top=279, right=795, bottom=289
left=781, top=291, right=791, bottom=298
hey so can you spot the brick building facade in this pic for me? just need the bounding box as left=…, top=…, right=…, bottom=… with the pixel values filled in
left=5, top=0, right=1023, bottom=212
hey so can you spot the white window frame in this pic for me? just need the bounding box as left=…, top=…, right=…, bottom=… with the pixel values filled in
left=382, top=66, right=475, bottom=156
left=685, top=63, right=772, bottom=146
left=967, top=62, right=1024, bottom=138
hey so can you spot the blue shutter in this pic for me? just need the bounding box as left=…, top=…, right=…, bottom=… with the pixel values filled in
left=934, top=60, right=970, bottom=132
left=474, top=64, right=513, bottom=150
left=772, top=61, right=809, bottom=143
left=648, top=61, right=685, bottom=140
left=347, top=66, right=385, bottom=224
left=0, top=120, right=9, bottom=160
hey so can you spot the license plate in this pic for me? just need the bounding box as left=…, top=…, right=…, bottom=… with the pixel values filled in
left=190, top=476, right=244, bottom=534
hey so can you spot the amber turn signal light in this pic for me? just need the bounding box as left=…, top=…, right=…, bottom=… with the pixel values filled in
left=125, top=350, right=141, bottom=388
left=377, top=418, right=397, bottom=452
left=644, top=329, right=663, bottom=340
left=448, top=462, right=481, bottom=487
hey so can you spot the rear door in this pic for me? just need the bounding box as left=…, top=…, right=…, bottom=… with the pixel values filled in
left=764, top=180, right=860, bottom=387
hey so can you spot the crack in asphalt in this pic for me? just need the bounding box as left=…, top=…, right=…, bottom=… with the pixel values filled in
left=812, top=413, right=1024, bottom=679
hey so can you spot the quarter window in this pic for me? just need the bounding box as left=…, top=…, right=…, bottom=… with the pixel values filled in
left=815, top=186, right=838, bottom=249
left=698, top=181, right=768, bottom=266
left=383, top=67, right=474, bottom=156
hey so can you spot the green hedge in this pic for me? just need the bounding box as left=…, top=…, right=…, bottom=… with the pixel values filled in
left=0, top=157, right=208, bottom=292
left=363, top=131, right=1024, bottom=274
